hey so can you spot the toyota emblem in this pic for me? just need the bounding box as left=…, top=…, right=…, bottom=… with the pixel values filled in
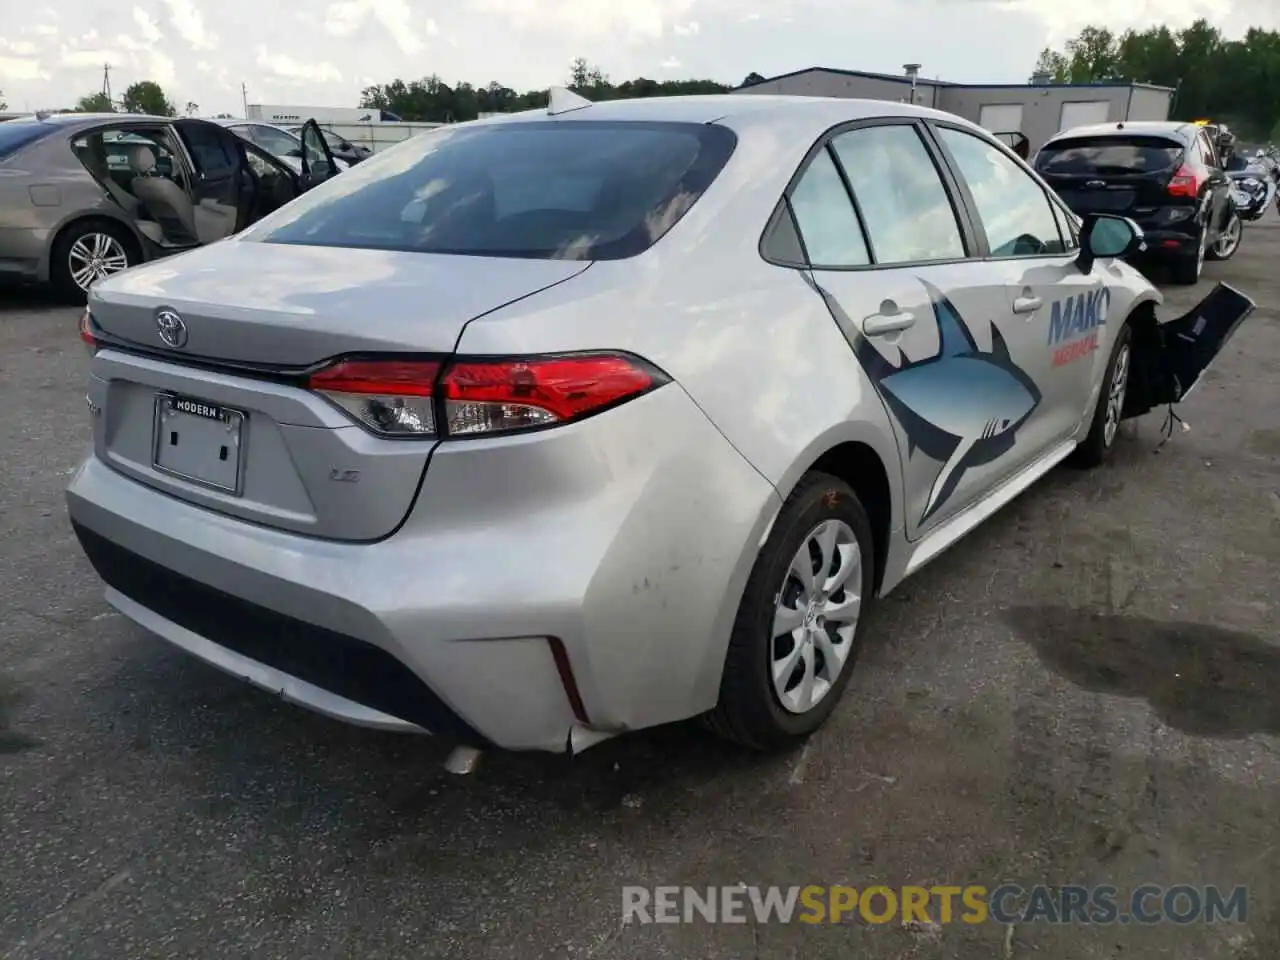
left=155, top=309, right=188, bottom=349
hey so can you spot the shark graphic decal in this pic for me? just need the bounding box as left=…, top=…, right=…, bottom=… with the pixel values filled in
left=850, top=280, right=1043, bottom=525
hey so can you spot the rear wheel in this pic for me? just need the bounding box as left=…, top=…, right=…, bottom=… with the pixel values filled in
left=49, top=219, right=137, bottom=303
left=705, top=473, right=874, bottom=750
left=1207, top=209, right=1242, bottom=261
left=1168, top=225, right=1205, bottom=286
left=1071, top=323, right=1132, bottom=468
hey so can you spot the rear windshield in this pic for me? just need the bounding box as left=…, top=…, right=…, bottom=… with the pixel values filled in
left=1035, top=136, right=1184, bottom=176
left=0, top=120, right=57, bottom=160
left=249, top=120, right=738, bottom=260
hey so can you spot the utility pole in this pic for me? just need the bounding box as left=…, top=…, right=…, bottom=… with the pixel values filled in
left=102, top=63, right=113, bottom=105
left=241, top=82, right=248, bottom=118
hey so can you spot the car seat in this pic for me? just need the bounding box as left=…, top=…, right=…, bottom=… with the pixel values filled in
left=77, top=138, right=141, bottom=218
left=129, top=144, right=198, bottom=245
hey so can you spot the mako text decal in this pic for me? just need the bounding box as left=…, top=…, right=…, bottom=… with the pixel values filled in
left=1047, top=288, right=1111, bottom=368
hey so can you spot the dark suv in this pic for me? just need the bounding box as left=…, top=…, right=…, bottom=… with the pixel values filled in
left=1034, top=121, right=1241, bottom=285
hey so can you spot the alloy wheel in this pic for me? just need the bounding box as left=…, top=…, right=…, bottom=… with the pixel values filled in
left=1103, top=343, right=1130, bottom=448
left=1214, top=214, right=1242, bottom=259
left=68, top=233, right=130, bottom=292
left=770, top=519, right=861, bottom=715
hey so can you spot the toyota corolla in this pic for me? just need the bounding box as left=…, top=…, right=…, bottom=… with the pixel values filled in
left=67, top=91, right=1251, bottom=759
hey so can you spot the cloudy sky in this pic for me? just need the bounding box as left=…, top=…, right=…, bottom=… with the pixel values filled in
left=1, top=0, right=1277, bottom=115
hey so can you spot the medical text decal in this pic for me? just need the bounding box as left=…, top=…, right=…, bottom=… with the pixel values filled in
left=1048, top=288, right=1111, bottom=367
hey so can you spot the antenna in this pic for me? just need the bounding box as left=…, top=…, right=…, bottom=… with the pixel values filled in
left=101, top=63, right=113, bottom=107
left=241, top=81, right=249, bottom=118
left=547, top=86, right=593, bottom=117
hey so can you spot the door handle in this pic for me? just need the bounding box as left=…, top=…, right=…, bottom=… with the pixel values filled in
left=863, top=311, right=916, bottom=336
left=1012, top=295, right=1042, bottom=315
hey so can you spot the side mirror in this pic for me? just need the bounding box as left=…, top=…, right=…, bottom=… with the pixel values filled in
left=1076, top=214, right=1144, bottom=274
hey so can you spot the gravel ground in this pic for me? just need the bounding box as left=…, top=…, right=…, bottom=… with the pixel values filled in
left=1, top=216, right=1278, bottom=959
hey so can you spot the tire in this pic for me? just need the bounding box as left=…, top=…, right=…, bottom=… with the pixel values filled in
left=1070, top=322, right=1133, bottom=468
left=705, top=472, right=875, bottom=751
left=1206, top=209, right=1242, bottom=261
left=49, top=219, right=138, bottom=303
left=1168, top=224, right=1205, bottom=286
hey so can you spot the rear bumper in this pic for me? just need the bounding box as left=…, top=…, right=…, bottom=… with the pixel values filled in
left=1133, top=227, right=1198, bottom=259
left=66, top=384, right=780, bottom=752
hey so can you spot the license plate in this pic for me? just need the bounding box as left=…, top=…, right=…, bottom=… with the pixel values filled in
left=152, top=393, right=246, bottom=494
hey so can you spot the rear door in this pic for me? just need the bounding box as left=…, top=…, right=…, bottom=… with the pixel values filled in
left=930, top=122, right=1104, bottom=447
left=299, top=119, right=339, bottom=190
left=782, top=118, right=1040, bottom=538
left=171, top=119, right=245, bottom=241
left=1034, top=133, right=1187, bottom=224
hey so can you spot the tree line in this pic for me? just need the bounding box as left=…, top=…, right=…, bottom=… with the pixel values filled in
left=358, top=57, right=736, bottom=122
left=1035, top=20, right=1280, bottom=141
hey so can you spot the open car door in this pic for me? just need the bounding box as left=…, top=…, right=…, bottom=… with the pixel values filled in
left=1124, top=283, right=1255, bottom=419
left=298, top=119, right=339, bottom=190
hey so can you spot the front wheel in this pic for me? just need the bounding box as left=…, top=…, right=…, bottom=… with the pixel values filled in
left=1071, top=323, right=1132, bottom=468
left=1207, top=209, right=1242, bottom=261
left=705, top=473, right=874, bottom=751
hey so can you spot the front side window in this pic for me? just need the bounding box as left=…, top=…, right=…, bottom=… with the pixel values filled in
left=830, top=125, right=966, bottom=265
left=788, top=148, right=870, bottom=267
left=244, top=124, right=301, bottom=158
left=936, top=126, right=1065, bottom=257
left=248, top=120, right=737, bottom=261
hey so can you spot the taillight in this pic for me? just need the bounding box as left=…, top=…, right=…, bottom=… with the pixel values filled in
left=1168, top=164, right=1201, bottom=198
left=79, top=309, right=100, bottom=355
left=305, top=352, right=666, bottom=439
left=307, top=358, right=441, bottom=437
left=440, top=354, right=660, bottom=436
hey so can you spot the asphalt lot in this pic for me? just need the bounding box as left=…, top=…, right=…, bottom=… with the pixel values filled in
left=2, top=221, right=1279, bottom=960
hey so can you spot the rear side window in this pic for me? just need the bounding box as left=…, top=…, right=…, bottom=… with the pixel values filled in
left=1034, top=137, right=1184, bottom=176
left=0, top=121, right=56, bottom=160
left=830, top=125, right=966, bottom=265
left=250, top=120, right=738, bottom=260
left=788, top=149, right=870, bottom=267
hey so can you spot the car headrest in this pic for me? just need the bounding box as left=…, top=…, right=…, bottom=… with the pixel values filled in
left=130, top=144, right=157, bottom=175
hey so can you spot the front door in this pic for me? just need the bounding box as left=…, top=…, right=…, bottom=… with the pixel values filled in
left=789, top=119, right=1042, bottom=539
left=172, top=119, right=245, bottom=242
left=299, top=119, right=339, bottom=189
left=929, top=122, right=1105, bottom=446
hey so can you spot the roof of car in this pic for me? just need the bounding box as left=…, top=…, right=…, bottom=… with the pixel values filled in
left=1046, top=120, right=1201, bottom=145
left=480, top=93, right=971, bottom=132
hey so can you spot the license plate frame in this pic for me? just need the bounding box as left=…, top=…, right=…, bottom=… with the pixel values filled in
left=151, top=393, right=248, bottom=495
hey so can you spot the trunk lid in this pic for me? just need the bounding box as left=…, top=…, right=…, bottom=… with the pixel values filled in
left=87, top=239, right=591, bottom=367
left=1035, top=135, right=1189, bottom=218
left=86, top=240, right=591, bottom=542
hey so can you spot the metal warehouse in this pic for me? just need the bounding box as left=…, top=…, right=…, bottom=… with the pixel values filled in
left=735, top=67, right=1175, bottom=151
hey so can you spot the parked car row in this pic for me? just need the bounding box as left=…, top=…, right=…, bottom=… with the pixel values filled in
left=65, top=91, right=1254, bottom=764
left=0, top=113, right=346, bottom=299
